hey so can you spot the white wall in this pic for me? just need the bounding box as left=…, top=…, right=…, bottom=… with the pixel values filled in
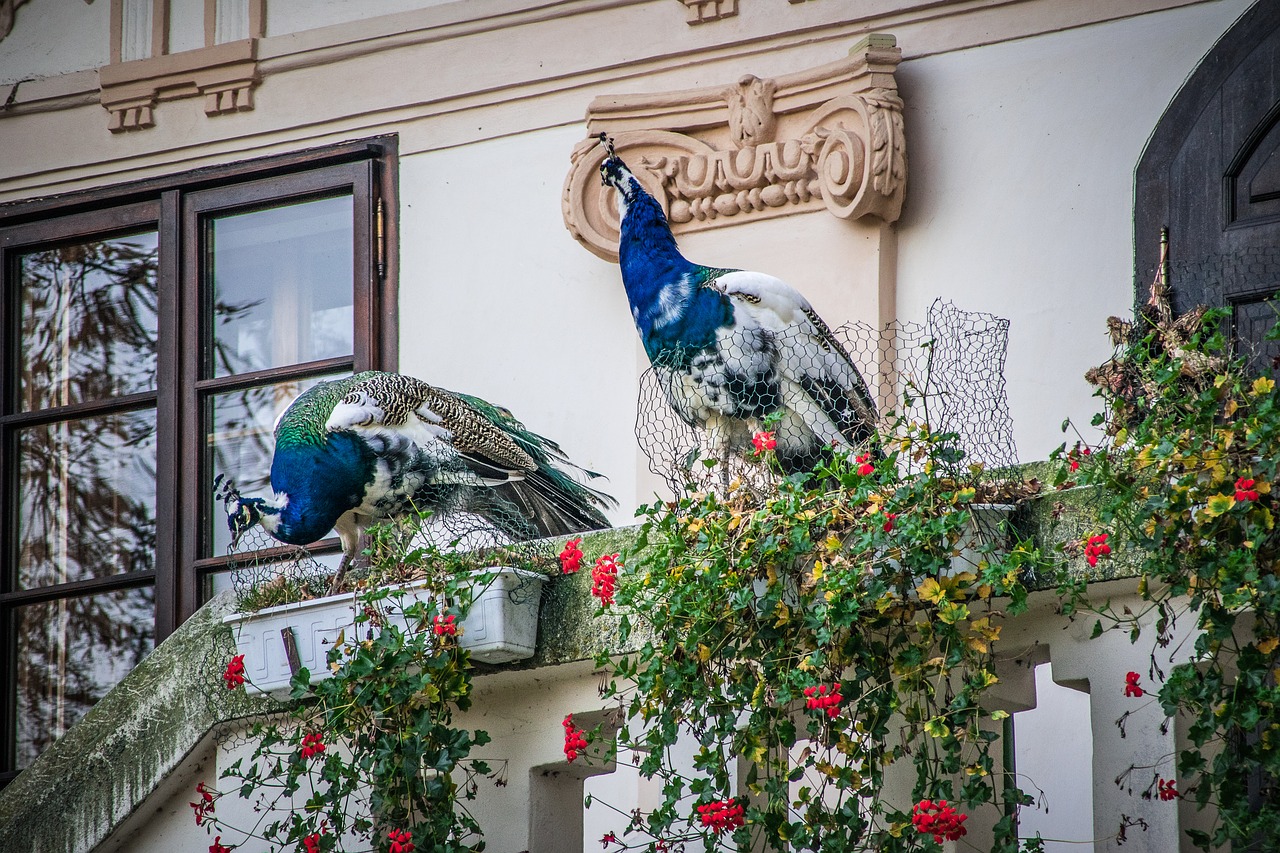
left=399, top=127, right=648, bottom=523
left=894, top=0, right=1253, bottom=460
left=0, top=0, right=107, bottom=84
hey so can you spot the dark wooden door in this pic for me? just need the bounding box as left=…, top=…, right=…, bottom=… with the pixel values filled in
left=1135, top=0, right=1280, bottom=374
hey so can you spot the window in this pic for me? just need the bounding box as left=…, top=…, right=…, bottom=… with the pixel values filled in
left=0, top=138, right=398, bottom=783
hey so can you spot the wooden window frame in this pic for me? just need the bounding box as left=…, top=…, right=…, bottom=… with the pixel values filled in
left=0, top=136, right=399, bottom=783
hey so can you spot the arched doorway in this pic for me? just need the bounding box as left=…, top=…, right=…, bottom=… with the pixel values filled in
left=1135, top=0, right=1280, bottom=373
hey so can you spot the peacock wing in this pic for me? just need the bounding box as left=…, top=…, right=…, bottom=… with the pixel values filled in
left=713, top=271, right=878, bottom=448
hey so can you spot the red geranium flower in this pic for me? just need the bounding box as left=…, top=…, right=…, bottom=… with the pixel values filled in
left=1158, top=778, right=1178, bottom=801
left=696, top=798, right=746, bottom=834
left=223, top=654, right=246, bottom=690
left=300, top=732, right=326, bottom=760
left=752, top=431, right=777, bottom=453
left=190, top=781, right=216, bottom=826
left=911, top=799, right=968, bottom=843
left=1124, top=671, right=1144, bottom=698
left=1085, top=533, right=1111, bottom=567
left=209, top=837, right=232, bottom=853
left=601, top=832, right=618, bottom=847
left=803, top=683, right=844, bottom=718
left=856, top=453, right=874, bottom=476
left=432, top=614, right=458, bottom=637
left=1235, top=477, right=1260, bottom=502
left=303, top=832, right=324, bottom=853
left=591, top=553, right=620, bottom=607
left=559, top=537, right=584, bottom=574
left=883, top=512, right=898, bottom=533
left=563, top=714, right=589, bottom=763
left=387, top=828, right=415, bottom=853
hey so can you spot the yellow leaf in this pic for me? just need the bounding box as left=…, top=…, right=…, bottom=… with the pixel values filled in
left=824, top=534, right=843, bottom=552
left=1204, top=494, right=1236, bottom=518
left=924, top=717, right=950, bottom=738
left=1224, top=399, right=1239, bottom=418
left=697, top=643, right=712, bottom=662
left=955, top=487, right=976, bottom=504
left=812, top=560, right=825, bottom=581
left=773, top=602, right=791, bottom=627
left=991, top=710, right=1010, bottom=721
left=938, top=601, right=970, bottom=624
left=1114, top=427, right=1128, bottom=446
left=1259, top=637, right=1279, bottom=656
left=917, top=578, right=945, bottom=604
left=1253, top=376, right=1276, bottom=396
left=824, top=590, right=836, bottom=602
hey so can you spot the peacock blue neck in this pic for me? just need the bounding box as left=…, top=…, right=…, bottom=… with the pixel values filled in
left=617, top=191, right=732, bottom=365
left=267, top=430, right=375, bottom=545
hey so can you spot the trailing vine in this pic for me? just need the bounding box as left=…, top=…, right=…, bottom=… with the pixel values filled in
left=1061, top=304, right=1280, bottom=849
left=584, top=414, right=1050, bottom=852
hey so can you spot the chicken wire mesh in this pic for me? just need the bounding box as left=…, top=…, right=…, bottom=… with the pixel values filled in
left=635, top=299, right=1019, bottom=496
left=217, top=486, right=555, bottom=615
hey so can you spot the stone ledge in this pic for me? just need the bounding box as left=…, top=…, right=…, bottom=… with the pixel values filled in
left=0, top=473, right=1122, bottom=853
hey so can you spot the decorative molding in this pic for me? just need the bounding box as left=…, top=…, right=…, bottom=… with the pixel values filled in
left=98, top=37, right=259, bottom=131
left=563, top=34, right=906, bottom=262
left=680, top=0, right=737, bottom=25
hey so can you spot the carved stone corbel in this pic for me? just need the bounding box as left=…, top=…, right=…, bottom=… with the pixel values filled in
left=99, top=38, right=259, bottom=132
left=563, top=34, right=906, bottom=262
left=679, top=0, right=737, bottom=25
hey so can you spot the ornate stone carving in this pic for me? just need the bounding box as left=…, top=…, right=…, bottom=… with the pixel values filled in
left=679, top=0, right=736, bottom=25
left=563, top=35, right=906, bottom=262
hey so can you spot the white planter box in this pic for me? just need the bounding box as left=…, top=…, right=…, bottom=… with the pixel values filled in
left=223, top=568, right=545, bottom=697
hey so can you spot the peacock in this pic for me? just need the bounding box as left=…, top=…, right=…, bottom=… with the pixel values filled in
left=596, top=135, right=879, bottom=474
left=219, top=371, right=614, bottom=588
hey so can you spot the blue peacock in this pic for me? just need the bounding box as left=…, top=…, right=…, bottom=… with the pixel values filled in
left=219, top=371, right=613, bottom=587
left=596, top=135, right=879, bottom=474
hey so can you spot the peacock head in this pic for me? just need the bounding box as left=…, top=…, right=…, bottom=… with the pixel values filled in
left=597, top=134, right=642, bottom=206
left=215, top=474, right=273, bottom=549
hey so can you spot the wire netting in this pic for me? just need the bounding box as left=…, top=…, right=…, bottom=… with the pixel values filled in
left=635, top=299, right=1019, bottom=495
left=219, top=488, right=554, bottom=614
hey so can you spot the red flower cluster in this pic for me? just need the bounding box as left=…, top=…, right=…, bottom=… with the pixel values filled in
left=1124, top=671, right=1144, bottom=698
left=563, top=714, right=589, bottom=763
left=560, top=537, right=584, bottom=574
left=223, top=654, right=246, bottom=690
left=300, top=732, right=326, bottom=760
left=1158, top=778, right=1178, bottom=801
left=592, top=553, right=620, bottom=607
left=432, top=614, right=458, bottom=637
left=1068, top=444, right=1092, bottom=472
left=209, top=838, right=232, bottom=853
left=883, top=512, right=898, bottom=533
left=601, top=832, right=618, bottom=847
left=911, top=799, right=968, bottom=843
left=803, top=683, right=843, bottom=718
left=856, top=453, right=875, bottom=476
left=387, top=828, right=415, bottom=853
left=1235, top=477, right=1260, bottom=502
left=190, top=781, right=215, bottom=826
left=303, top=832, right=323, bottom=853
left=696, top=799, right=746, bottom=833
left=1085, top=533, right=1111, bottom=567
left=752, top=431, right=777, bottom=453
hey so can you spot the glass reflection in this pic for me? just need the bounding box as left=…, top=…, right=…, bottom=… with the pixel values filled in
left=13, top=587, right=155, bottom=769
left=208, top=195, right=354, bottom=378
left=18, top=409, right=157, bottom=588
left=20, top=232, right=159, bottom=411
left=207, top=375, right=344, bottom=555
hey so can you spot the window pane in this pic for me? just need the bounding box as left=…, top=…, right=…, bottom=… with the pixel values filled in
left=206, top=375, right=345, bottom=556
left=17, top=409, right=157, bottom=588
left=19, top=232, right=159, bottom=411
left=12, top=587, right=155, bottom=769
left=208, top=195, right=354, bottom=378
